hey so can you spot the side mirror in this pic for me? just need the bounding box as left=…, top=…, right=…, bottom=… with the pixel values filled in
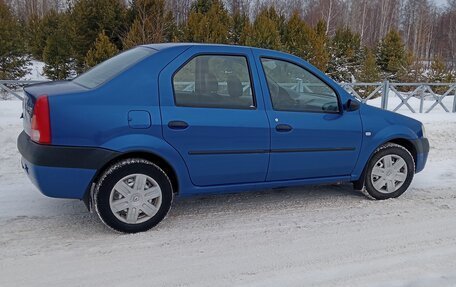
left=344, top=99, right=360, bottom=112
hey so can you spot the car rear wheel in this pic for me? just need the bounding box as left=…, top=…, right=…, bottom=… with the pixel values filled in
left=363, top=143, right=415, bottom=200
left=94, top=158, right=173, bottom=233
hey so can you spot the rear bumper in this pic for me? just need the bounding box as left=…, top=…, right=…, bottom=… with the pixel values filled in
left=20, top=158, right=97, bottom=199
left=412, top=137, right=429, bottom=173
left=17, top=131, right=119, bottom=199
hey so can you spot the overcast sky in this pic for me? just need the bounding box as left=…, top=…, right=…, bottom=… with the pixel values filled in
left=433, top=0, right=448, bottom=6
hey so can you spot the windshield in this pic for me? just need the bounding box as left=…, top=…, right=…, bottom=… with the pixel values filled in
left=73, top=47, right=156, bottom=89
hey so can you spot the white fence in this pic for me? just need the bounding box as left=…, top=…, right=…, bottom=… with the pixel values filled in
left=0, top=80, right=45, bottom=101
left=341, top=81, right=456, bottom=113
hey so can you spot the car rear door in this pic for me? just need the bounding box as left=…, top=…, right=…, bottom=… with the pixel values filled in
left=159, top=46, right=270, bottom=186
left=253, top=50, right=363, bottom=181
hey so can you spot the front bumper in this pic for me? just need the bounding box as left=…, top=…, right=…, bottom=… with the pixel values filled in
left=412, top=137, right=429, bottom=173
left=17, top=131, right=119, bottom=199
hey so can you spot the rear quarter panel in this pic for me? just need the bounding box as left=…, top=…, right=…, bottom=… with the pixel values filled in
left=48, top=46, right=193, bottom=193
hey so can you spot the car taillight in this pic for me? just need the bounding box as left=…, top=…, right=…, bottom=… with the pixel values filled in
left=31, top=95, right=51, bottom=144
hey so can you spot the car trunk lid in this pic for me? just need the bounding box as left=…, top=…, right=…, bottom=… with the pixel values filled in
left=22, top=80, right=87, bottom=139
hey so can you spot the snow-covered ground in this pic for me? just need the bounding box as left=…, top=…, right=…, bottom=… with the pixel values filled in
left=1, top=99, right=456, bottom=287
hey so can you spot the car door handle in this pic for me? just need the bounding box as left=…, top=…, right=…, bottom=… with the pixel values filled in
left=168, top=120, right=189, bottom=130
left=275, top=124, right=293, bottom=132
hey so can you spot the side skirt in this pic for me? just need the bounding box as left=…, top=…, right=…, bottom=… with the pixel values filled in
left=179, top=175, right=352, bottom=197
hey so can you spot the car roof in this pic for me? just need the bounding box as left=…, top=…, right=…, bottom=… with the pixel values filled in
left=141, top=42, right=275, bottom=54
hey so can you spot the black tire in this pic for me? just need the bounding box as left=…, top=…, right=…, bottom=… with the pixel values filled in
left=94, top=158, right=173, bottom=233
left=363, top=143, right=415, bottom=200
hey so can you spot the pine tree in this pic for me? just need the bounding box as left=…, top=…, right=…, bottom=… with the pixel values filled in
left=282, top=13, right=330, bottom=72
left=398, top=52, right=424, bottom=84
left=377, top=29, right=407, bottom=80
left=42, top=14, right=74, bottom=80
left=230, top=10, right=247, bottom=45
left=327, top=27, right=363, bottom=82
left=265, top=6, right=286, bottom=40
left=239, top=16, right=253, bottom=47
left=0, top=0, right=29, bottom=79
left=309, top=20, right=330, bottom=72
left=26, top=10, right=61, bottom=61
left=123, top=0, right=175, bottom=49
left=429, top=56, right=451, bottom=83
left=184, top=0, right=231, bottom=43
left=282, top=10, right=314, bottom=60
left=245, top=7, right=281, bottom=50
left=85, top=31, right=119, bottom=68
left=191, top=0, right=215, bottom=13
left=26, top=14, right=46, bottom=61
left=359, top=48, right=380, bottom=82
left=69, top=0, right=126, bottom=73
left=428, top=56, right=454, bottom=93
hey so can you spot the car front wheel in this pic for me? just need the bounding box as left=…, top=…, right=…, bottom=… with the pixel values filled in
left=94, top=158, right=173, bottom=233
left=364, top=143, right=415, bottom=200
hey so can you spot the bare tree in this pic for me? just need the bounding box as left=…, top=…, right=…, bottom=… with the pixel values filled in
left=302, top=0, right=346, bottom=36
left=8, top=0, right=63, bottom=19
left=165, top=0, right=192, bottom=23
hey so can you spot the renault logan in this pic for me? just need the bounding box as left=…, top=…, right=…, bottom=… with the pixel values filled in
left=18, top=43, right=429, bottom=233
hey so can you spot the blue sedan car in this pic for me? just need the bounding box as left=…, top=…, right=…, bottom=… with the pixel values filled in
left=18, top=43, right=429, bottom=233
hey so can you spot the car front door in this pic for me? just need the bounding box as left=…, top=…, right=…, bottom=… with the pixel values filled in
left=159, top=46, right=270, bottom=186
left=253, top=52, right=363, bottom=181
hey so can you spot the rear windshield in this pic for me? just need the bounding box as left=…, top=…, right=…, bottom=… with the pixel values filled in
left=73, top=47, right=156, bottom=89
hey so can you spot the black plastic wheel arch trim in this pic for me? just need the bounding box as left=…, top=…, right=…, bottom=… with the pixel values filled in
left=411, top=138, right=430, bottom=154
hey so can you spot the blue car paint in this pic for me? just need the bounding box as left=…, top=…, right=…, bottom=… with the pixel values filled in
left=21, top=158, right=96, bottom=199
left=18, top=43, right=429, bottom=201
left=250, top=48, right=364, bottom=181
left=350, top=104, right=424, bottom=180
left=159, top=45, right=271, bottom=186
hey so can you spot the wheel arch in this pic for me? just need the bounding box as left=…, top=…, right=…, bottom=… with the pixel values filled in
left=387, top=138, right=417, bottom=166
left=352, top=137, right=417, bottom=190
left=83, top=150, right=181, bottom=211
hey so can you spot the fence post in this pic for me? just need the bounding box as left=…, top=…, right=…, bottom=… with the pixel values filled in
left=297, top=78, right=303, bottom=93
left=419, top=85, right=424, bottom=113
left=453, top=84, right=456, bottom=113
left=381, top=80, right=389, bottom=110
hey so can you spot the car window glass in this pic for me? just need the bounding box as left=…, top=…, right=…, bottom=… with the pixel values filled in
left=261, top=58, right=339, bottom=113
left=173, top=55, right=255, bottom=109
left=73, top=47, right=155, bottom=89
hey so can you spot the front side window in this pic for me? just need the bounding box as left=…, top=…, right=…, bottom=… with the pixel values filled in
left=173, top=55, right=255, bottom=109
left=261, top=58, right=339, bottom=113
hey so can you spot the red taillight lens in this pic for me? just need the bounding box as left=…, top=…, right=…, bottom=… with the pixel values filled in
left=31, top=95, right=51, bottom=144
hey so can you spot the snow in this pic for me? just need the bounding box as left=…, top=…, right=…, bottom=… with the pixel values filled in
left=20, top=60, right=48, bottom=81
left=1, top=60, right=48, bottom=100
left=1, top=100, right=456, bottom=287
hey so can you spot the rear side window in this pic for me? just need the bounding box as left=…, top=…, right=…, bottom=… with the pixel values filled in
left=173, top=55, right=255, bottom=109
left=73, top=47, right=155, bottom=89
left=261, top=58, right=339, bottom=113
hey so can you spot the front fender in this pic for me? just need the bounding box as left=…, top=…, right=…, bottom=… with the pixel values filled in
left=100, top=134, right=192, bottom=194
left=351, top=124, right=418, bottom=181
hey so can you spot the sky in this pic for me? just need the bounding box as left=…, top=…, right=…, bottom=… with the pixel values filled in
left=433, top=0, right=448, bottom=7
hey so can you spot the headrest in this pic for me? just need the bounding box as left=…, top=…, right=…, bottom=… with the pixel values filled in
left=204, top=73, right=218, bottom=94
left=227, top=75, right=243, bottom=98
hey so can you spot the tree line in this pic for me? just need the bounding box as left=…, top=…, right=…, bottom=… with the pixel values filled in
left=1, top=0, right=455, bottom=83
